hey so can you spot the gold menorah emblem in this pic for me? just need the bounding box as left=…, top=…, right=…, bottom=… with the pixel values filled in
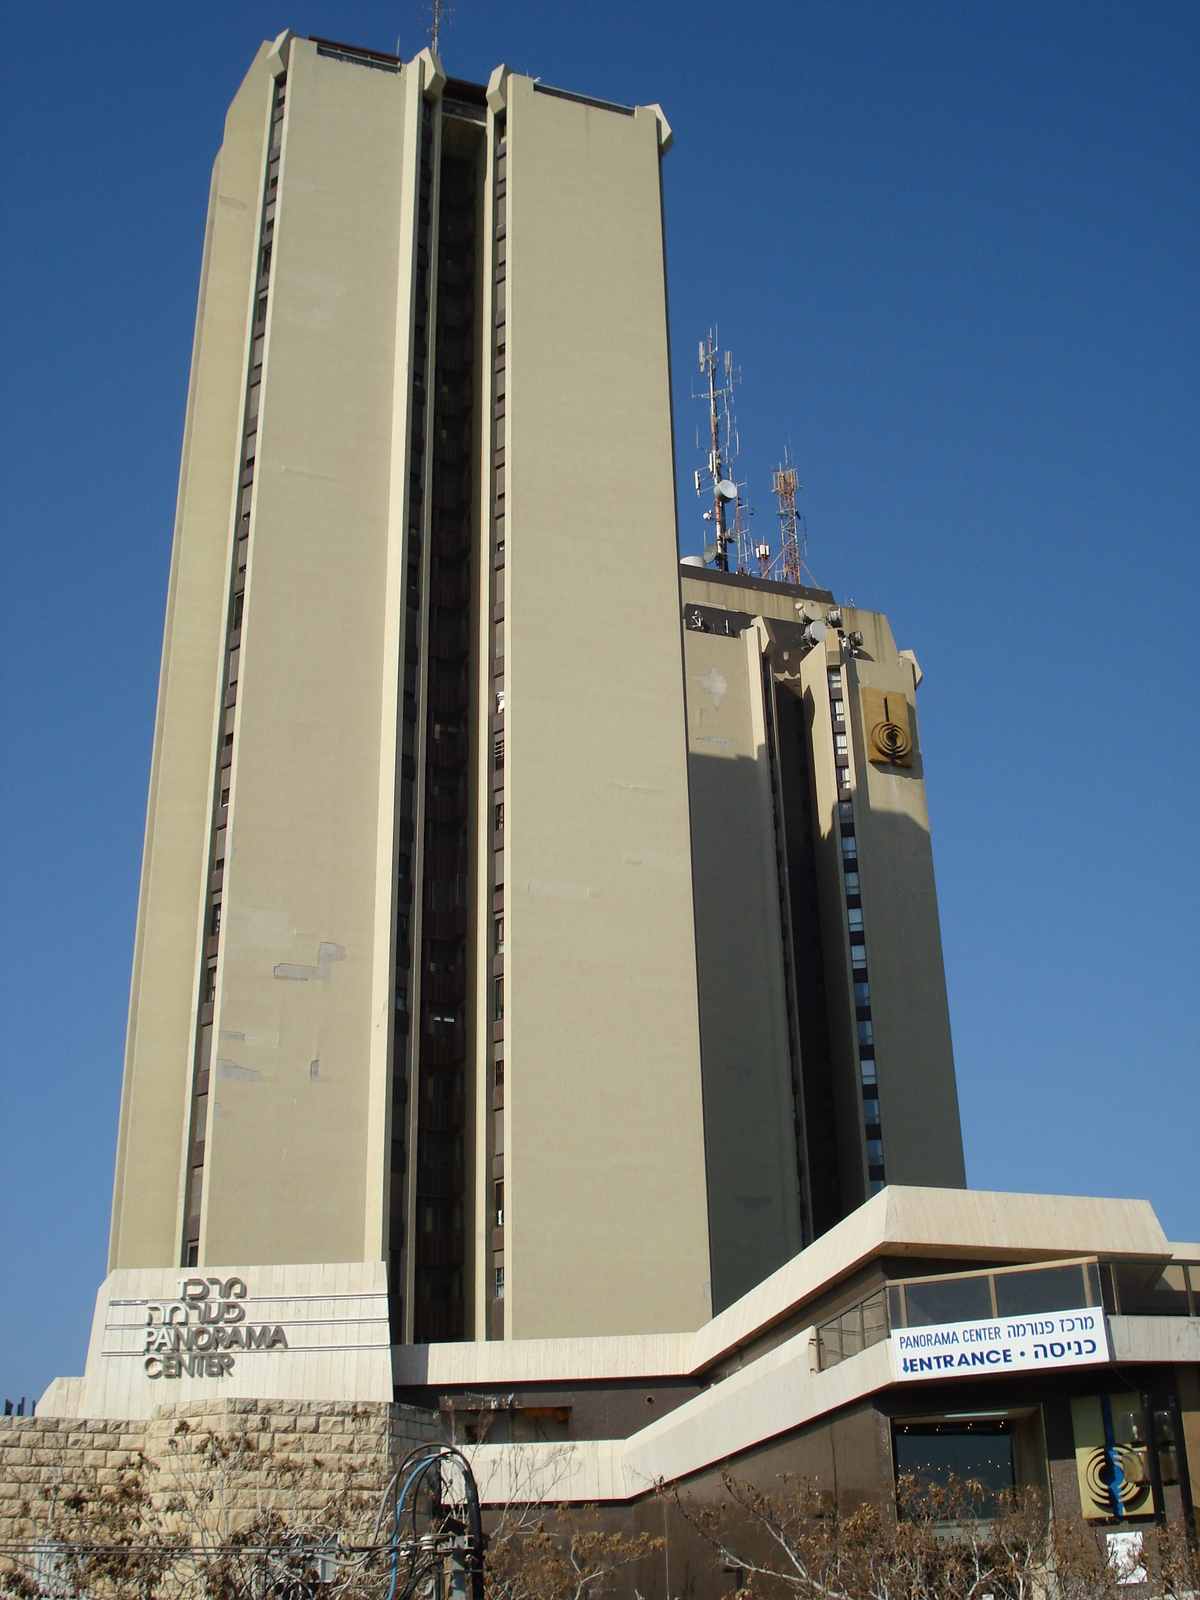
left=862, top=688, right=915, bottom=767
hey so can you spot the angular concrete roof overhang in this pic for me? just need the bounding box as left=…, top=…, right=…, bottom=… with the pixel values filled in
left=689, top=1186, right=1170, bottom=1374
left=394, top=1187, right=1171, bottom=1389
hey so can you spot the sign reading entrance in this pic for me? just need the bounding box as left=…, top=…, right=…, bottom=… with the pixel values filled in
left=143, top=1277, right=288, bottom=1380
left=893, top=1306, right=1109, bottom=1382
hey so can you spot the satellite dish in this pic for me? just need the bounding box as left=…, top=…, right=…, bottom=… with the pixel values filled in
left=716, top=480, right=738, bottom=501
left=808, top=620, right=828, bottom=643
left=702, top=543, right=719, bottom=564
left=681, top=554, right=706, bottom=567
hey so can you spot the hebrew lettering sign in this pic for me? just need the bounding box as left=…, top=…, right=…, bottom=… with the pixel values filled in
left=142, top=1277, right=287, bottom=1380
left=79, top=1262, right=393, bottom=1417
left=893, top=1306, right=1110, bottom=1382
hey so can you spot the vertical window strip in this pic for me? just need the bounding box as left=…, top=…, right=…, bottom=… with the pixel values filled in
left=489, top=116, right=507, bottom=1329
left=390, top=101, right=438, bottom=1343
left=829, top=664, right=884, bottom=1191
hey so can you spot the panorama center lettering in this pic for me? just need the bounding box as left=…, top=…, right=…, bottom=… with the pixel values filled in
left=894, top=1307, right=1106, bottom=1381
left=142, top=1276, right=288, bottom=1380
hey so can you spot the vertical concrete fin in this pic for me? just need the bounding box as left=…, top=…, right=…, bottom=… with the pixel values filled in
left=365, top=56, right=420, bottom=1267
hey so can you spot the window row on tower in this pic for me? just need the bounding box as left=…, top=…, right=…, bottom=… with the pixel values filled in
left=829, top=666, right=885, bottom=1194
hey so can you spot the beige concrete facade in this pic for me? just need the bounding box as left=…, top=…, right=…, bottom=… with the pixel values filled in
left=110, top=44, right=276, bottom=1270
left=683, top=626, right=803, bottom=1312
left=681, top=569, right=966, bottom=1269
left=503, top=77, right=710, bottom=1339
left=389, top=1187, right=1195, bottom=1513
left=846, top=652, right=964, bottom=1189
left=111, top=37, right=968, bottom=1357
left=111, top=41, right=711, bottom=1348
left=206, top=38, right=412, bottom=1268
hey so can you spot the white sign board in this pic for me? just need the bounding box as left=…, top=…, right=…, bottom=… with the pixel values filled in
left=57, top=1261, right=394, bottom=1419
left=892, top=1305, right=1109, bottom=1383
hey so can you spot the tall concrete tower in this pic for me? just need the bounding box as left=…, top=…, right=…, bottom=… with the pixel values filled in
left=109, top=33, right=706, bottom=1346
left=110, top=30, right=965, bottom=1357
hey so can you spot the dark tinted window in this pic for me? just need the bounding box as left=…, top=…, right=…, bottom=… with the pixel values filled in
left=994, top=1263, right=1088, bottom=1317
left=903, top=1274, right=992, bottom=1326
left=1113, top=1262, right=1191, bottom=1317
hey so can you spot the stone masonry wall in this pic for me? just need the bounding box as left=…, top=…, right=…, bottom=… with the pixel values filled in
left=0, top=1399, right=439, bottom=1594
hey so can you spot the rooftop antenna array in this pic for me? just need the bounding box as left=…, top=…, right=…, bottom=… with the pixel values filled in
left=772, top=447, right=818, bottom=588
left=424, top=0, right=452, bottom=54
left=732, top=491, right=761, bottom=579
left=693, top=329, right=742, bottom=571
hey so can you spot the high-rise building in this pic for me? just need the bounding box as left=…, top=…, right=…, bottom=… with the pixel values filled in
left=109, top=31, right=963, bottom=1353
left=679, top=568, right=964, bottom=1309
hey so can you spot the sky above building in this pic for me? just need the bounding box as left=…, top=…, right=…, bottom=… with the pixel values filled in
left=1, top=0, right=1196, bottom=1404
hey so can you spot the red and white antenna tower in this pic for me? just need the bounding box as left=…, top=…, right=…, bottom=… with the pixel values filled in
left=773, top=449, right=805, bottom=586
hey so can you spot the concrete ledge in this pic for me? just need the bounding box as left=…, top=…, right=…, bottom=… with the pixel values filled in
left=1109, top=1314, right=1200, bottom=1364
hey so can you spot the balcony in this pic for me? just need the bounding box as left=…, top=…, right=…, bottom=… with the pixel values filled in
left=429, top=731, right=468, bottom=767
left=416, top=1301, right=465, bottom=1343
left=428, top=792, right=469, bottom=826
left=431, top=523, right=470, bottom=560
left=415, top=1233, right=465, bottom=1269
left=421, top=1095, right=467, bottom=1133
left=423, top=968, right=465, bottom=1004
left=430, top=618, right=470, bottom=660
left=432, top=569, right=471, bottom=607
left=422, top=1030, right=466, bottom=1068
left=416, top=1161, right=466, bottom=1198
left=430, top=677, right=469, bottom=714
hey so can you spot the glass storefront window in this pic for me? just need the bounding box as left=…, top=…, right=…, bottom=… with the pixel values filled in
left=894, top=1422, right=1014, bottom=1519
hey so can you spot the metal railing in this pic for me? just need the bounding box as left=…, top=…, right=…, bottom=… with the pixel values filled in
left=815, top=1257, right=1200, bottom=1372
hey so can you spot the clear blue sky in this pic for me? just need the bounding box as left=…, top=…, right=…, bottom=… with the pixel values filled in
left=1, top=1, right=1196, bottom=1405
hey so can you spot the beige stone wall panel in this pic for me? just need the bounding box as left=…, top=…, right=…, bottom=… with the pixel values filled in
left=683, top=628, right=801, bottom=1312
left=845, top=657, right=965, bottom=1189
left=203, top=42, right=410, bottom=1266
left=110, top=45, right=276, bottom=1271
left=504, top=78, right=711, bottom=1337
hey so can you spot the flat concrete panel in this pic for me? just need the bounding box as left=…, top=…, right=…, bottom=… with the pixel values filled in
left=504, top=78, right=711, bottom=1336
left=202, top=42, right=410, bottom=1266
left=110, top=46, right=274, bottom=1270
left=847, top=657, right=966, bottom=1189
left=684, top=628, right=802, bottom=1312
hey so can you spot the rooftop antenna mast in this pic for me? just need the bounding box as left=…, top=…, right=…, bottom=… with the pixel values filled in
left=773, top=448, right=805, bottom=587
left=733, top=492, right=760, bottom=577
left=694, top=329, right=740, bottom=571
left=424, top=0, right=452, bottom=54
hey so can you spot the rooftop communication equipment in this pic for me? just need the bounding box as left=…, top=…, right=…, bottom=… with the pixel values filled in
left=694, top=328, right=750, bottom=572
left=771, top=446, right=820, bottom=589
